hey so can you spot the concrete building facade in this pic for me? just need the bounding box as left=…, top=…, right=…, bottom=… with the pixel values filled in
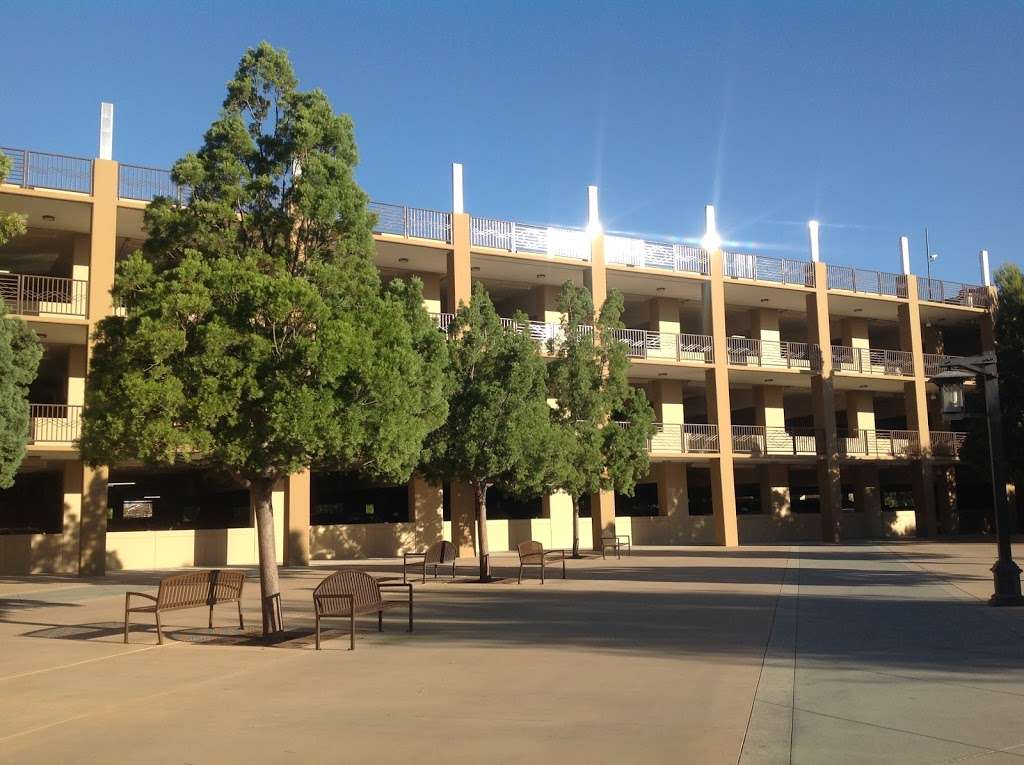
left=0, top=120, right=999, bottom=575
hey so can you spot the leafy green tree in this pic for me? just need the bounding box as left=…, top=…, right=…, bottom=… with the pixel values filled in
left=0, top=154, right=42, bottom=489
left=80, top=43, right=449, bottom=633
left=546, top=283, right=655, bottom=556
left=994, top=263, right=1024, bottom=487
left=422, top=284, right=556, bottom=580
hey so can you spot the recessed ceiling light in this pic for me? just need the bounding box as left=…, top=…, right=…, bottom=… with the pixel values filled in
left=764, top=378, right=774, bottom=383
left=41, top=214, right=55, bottom=222
left=658, top=372, right=668, bottom=377
left=397, top=257, right=409, bottom=263
left=853, top=308, right=863, bottom=313
left=760, top=298, right=770, bottom=303
left=656, top=287, right=666, bottom=293
left=536, top=274, right=546, bottom=280
left=471, top=266, right=481, bottom=272
left=859, top=384, right=868, bottom=389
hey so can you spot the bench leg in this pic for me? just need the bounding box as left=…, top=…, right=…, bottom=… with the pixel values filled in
left=350, top=611, right=355, bottom=651
left=155, top=611, right=164, bottom=646
left=541, top=561, right=545, bottom=585
left=208, top=604, right=214, bottom=630
left=451, top=562, right=456, bottom=581
left=378, top=610, right=383, bottom=632
left=315, top=614, right=320, bottom=651
left=237, top=600, right=244, bottom=630
left=408, top=590, right=414, bottom=633
left=123, top=594, right=130, bottom=644
left=518, top=564, right=523, bottom=584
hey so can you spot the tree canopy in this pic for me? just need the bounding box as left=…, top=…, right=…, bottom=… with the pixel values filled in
left=994, top=263, right=1024, bottom=486
left=421, top=284, right=556, bottom=580
left=546, top=282, right=655, bottom=555
left=0, top=154, right=41, bottom=490
left=80, top=43, right=449, bottom=632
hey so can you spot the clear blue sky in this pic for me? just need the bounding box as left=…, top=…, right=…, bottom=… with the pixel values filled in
left=2, top=1, right=1021, bottom=283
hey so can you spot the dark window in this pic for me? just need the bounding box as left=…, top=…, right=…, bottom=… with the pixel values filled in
left=790, top=487, right=820, bottom=514
left=842, top=485, right=857, bottom=512
left=442, top=483, right=451, bottom=521
left=688, top=485, right=713, bottom=516
left=735, top=483, right=762, bottom=515
left=0, top=471, right=63, bottom=534
left=615, top=483, right=659, bottom=517
left=312, top=471, right=409, bottom=525
left=577, top=493, right=591, bottom=518
left=107, top=468, right=250, bottom=531
left=882, top=486, right=914, bottom=512
left=486, top=486, right=542, bottom=520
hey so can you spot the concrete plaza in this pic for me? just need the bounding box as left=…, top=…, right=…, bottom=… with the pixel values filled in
left=0, top=542, right=1022, bottom=764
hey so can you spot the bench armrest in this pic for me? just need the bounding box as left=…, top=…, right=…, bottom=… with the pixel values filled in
left=125, top=591, right=157, bottom=602
left=403, top=552, right=426, bottom=561
left=543, top=549, right=566, bottom=560
left=313, top=593, right=353, bottom=616
left=379, top=582, right=414, bottom=596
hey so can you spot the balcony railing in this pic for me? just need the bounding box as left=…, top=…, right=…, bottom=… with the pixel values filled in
left=28, top=404, right=82, bottom=444
left=827, top=265, right=908, bottom=298
left=724, top=252, right=815, bottom=287
left=930, top=430, right=969, bottom=458
left=726, top=338, right=819, bottom=370
left=118, top=164, right=191, bottom=203
left=922, top=353, right=978, bottom=378
left=831, top=345, right=914, bottom=376
left=0, top=273, right=89, bottom=317
left=919, top=278, right=990, bottom=308
left=616, top=421, right=720, bottom=454
left=470, top=217, right=590, bottom=261
left=732, top=425, right=820, bottom=456
left=1, top=147, right=93, bottom=194
left=369, top=202, right=452, bottom=243
left=838, top=429, right=921, bottom=458
left=611, top=329, right=714, bottom=363
left=604, top=235, right=709, bottom=276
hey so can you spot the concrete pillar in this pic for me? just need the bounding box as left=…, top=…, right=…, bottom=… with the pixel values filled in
left=445, top=212, right=472, bottom=312
left=807, top=261, right=842, bottom=542
left=450, top=482, right=477, bottom=557
left=67, top=345, right=87, bottom=408
left=420, top=272, right=443, bottom=315
left=284, top=470, right=310, bottom=566
left=846, top=389, right=877, bottom=454
left=529, top=285, right=563, bottom=324
left=409, top=476, right=444, bottom=546
left=72, top=234, right=90, bottom=283
left=759, top=464, right=791, bottom=519
left=544, top=491, right=575, bottom=548
left=586, top=231, right=608, bottom=311
left=935, top=466, right=958, bottom=536
left=88, top=160, right=118, bottom=323
left=590, top=489, right=616, bottom=549
left=899, top=277, right=936, bottom=537
left=750, top=308, right=782, bottom=365
left=854, top=464, right=884, bottom=536
left=656, top=464, right=688, bottom=517
left=704, top=254, right=738, bottom=546
left=753, top=385, right=786, bottom=454
left=648, top=298, right=681, bottom=335
left=841, top=316, right=871, bottom=371
left=79, top=463, right=108, bottom=576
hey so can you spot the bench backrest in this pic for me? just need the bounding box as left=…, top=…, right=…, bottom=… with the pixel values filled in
left=424, top=540, right=457, bottom=565
left=314, top=570, right=381, bottom=612
left=518, top=540, right=545, bottom=564
left=156, top=570, right=245, bottom=610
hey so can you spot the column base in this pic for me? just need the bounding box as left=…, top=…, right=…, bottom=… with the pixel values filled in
left=989, top=558, right=1024, bottom=606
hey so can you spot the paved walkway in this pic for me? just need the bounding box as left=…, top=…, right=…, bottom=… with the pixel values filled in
left=0, top=542, right=1021, bottom=764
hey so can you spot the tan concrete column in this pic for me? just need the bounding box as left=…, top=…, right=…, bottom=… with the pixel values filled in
left=284, top=470, right=311, bottom=566
left=704, top=253, right=738, bottom=546
left=650, top=379, right=687, bottom=516
left=586, top=232, right=607, bottom=310
left=854, top=464, right=884, bottom=536
left=807, top=261, right=842, bottom=542
left=758, top=464, right=791, bottom=519
left=88, top=160, right=119, bottom=323
left=450, top=482, right=477, bottom=557
left=79, top=463, right=108, bottom=576
left=750, top=307, right=782, bottom=366
left=67, top=345, right=87, bottom=407
left=590, top=489, right=616, bottom=549
left=409, top=476, right=443, bottom=548
left=445, top=212, right=472, bottom=312
left=72, top=234, right=91, bottom=311
left=420, top=272, right=443, bottom=315
left=899, top=276, right=936, bottom=537
left=753, top=385, right=786, bottom=454
left=846, top=389, right=877, bottom=454
left=841, top=316, right=871, bottom=372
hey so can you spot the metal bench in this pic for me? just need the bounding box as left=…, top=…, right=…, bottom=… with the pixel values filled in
left=313, top=570, right=413, bottom=650
left=403, top=540, right=459, bottom=583
left=516, top=541, right=566, bottom=584
left=601, top=533, right=632, bottom=559
left=123, top=569, right=246, bottom=645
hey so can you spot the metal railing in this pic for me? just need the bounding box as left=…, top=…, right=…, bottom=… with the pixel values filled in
left=369, top=202, right=452, bottom=243
left=28, top=404, right=82, bottom=443
left=611, top=329, right=714, bottom=363
left=0, top=147, right=93, bottom=194
left=648, top=423, right=720, bottom=453
left=732, top=425, right=820, bottom=456
left=0, top=273, right=89, bottom=317
left=604, top=235, right=710, bottom=276
left=922, top=353, right=976, bottom=377
left=430, top=312, right=455, bottom=332
left=930, top=430, right=968, bottom=458
left=724, top=252, right=815, bottom=287
left=919, top=278, right=991, bottom=308
left=831, top=345, right=914, bottom=376
left=826, top=265, right=908, bottom=298
left=470, top=217, right=590, bottom=261
left=838, top=429, right=921, bottom=458
left=118, top=164, right=191, bottom=203
left=725, top=338, right=819, bottom=370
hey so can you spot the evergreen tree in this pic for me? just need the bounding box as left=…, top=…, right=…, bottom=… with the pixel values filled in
left=80, top=44, right=449, bottom=633
left=994, top=263, right=1024, bottom=485
left=546, top=283, right=655, bottom=556
left=0, top=153, right=42, bottom=489
left=422, top=284, right=556, bottom=580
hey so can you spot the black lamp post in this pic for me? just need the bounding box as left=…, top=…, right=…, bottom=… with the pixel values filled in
left=933, top=354, right=1023, bottom=606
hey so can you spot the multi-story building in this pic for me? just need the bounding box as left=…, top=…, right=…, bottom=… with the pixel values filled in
left=0, top=113, right=998, bottom=575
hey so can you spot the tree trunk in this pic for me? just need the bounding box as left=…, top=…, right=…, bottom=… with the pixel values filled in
left=571, top=494, right=582, bottom=558
left=251, top=478, right=284, bottom=635
left=474, top=482, right=491, bottom=581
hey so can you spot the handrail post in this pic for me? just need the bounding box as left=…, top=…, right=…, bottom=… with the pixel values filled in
left=22, top=149, right=30, bottom=188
